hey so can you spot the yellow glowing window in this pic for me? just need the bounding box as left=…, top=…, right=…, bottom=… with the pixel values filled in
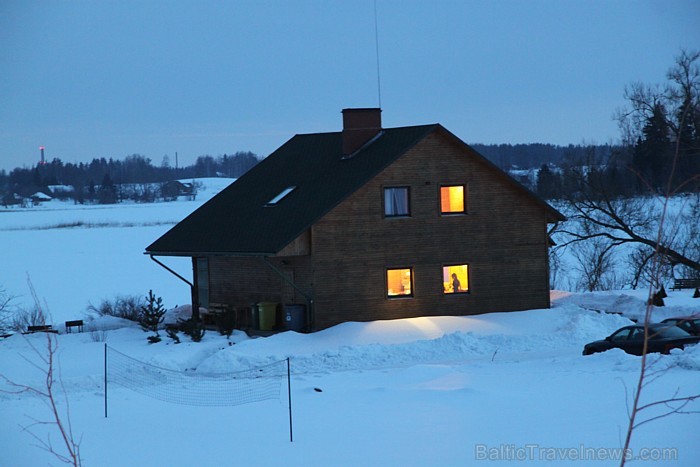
left=443, top=264, right=469, bottom=294
left=387, top=268, right=413, bottom=297
left=440, top=185, right=465, bottom=214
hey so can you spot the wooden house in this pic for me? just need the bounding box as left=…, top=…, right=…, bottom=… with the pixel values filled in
left=161, top=180, right=195, bottom=201
left=146, top=109, right=565, bottom=332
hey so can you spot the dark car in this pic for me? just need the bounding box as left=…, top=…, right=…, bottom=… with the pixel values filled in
left=661, top=317, right=700, bottom=336
left=583, top=323, right=700, bottom=356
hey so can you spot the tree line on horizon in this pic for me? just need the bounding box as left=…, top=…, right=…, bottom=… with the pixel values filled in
left=1, top=132, right=697, bottom=206
left=1, top=50, right=698, bottom=207
left=0, top=151, right=259, bottom=205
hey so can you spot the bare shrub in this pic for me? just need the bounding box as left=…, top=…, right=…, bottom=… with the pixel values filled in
left=87, top=295, right=143, bottom=322
left=548, top=248, right=563, bottom=290
left=89, top=329, right=108, bottom=342
left=571, top=237, right=620, bottom=292
left=0, top=286, right=16, bottom=334
left=11, top=305, right=47, bottom=333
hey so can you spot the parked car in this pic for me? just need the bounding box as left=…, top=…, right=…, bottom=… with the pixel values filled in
left=660, top=316, right=700, bottom=336
left=583, top=324, right=700, bottom=356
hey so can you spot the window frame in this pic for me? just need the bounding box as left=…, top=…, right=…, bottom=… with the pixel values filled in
left=195, top=257, right=210, bottom=309
left=383, top=186, right=411, bottom=218
left=439, top=184, right=467, bottom=215
left=442, top=263, right=470, bottom=295
left=386, top=267, right=414, bottom=298
left=265, top=186, right=296, bottom=206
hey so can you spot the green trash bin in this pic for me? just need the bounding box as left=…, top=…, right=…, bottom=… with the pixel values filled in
left=258, top=302, right=278, bottom=331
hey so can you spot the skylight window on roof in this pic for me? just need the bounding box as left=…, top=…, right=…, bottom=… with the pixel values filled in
left=266, top=186, right=296, bottom=206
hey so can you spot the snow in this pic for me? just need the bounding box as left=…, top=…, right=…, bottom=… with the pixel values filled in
left=0, top=177, right=234, bottom=322
left=1, top=179, right=699, bottom=466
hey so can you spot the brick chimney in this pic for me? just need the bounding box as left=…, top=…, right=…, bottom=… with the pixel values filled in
left=342, top=108, right=382, bottom=155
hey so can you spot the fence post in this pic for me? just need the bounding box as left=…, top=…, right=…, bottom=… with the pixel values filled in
left=104, top=343, right=108, bottom=418
left=287, top=357, right=293, bottom=442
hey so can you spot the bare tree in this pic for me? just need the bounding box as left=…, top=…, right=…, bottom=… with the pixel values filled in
left=0, top=333, right=82, bottom=466
left=0, top=278, right=82, bottom=466
left=570, top=236, right=619, bottom=292
left=556, top=50, right=700, bottom=285
left=619, top=190, right=700, bottom=466
left=0, top=286, right=16, bottom=334
left=615, top=50, right=700, bottom=466
left=555, top=193, right=699, bottom=287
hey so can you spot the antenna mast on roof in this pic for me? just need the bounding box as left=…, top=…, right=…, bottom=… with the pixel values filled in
left=374, top=0, right=382, bottom=108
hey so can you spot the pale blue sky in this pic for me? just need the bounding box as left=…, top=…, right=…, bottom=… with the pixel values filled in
left=1, top=0, right=698, bottom=171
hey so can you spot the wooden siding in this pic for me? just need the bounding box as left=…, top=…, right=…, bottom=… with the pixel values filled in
left=310, top=132, right=551, bottom=329
left=277, top=229, right=311, bottom=256
left=208, top=255, right=313, bottom=309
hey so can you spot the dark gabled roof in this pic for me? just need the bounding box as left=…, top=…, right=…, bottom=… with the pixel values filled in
left=146, top=124, right=438, bottom=256
left=146, top=123, right=565, bottom=257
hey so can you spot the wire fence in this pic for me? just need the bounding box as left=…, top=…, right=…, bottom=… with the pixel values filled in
left=105, top=345, right=287, bottom=407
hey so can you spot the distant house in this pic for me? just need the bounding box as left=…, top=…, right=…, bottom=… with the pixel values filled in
left=146, top=109, right=565, bottom=332
left=161, top=180, right=195, bottom=201
left=30, top=192, right=52, bottom=206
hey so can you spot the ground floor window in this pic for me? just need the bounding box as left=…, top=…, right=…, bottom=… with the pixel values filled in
left=443, top=264, right=469, bottom=294
left=387, top=268, right=413, bottom=297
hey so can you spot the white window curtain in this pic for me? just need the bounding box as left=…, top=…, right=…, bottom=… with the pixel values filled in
left=384, top=187, right=409, bottom=216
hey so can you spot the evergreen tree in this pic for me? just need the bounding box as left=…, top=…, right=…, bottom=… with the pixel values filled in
left=536, top=164, right=561, bottom=199
left=140, top=290, right=166, bottom=342
left=675, top=96, right=700, bottom=189
left=632, top=102, right=673, bottom=191
left=98, top=173, right=117, bottom=204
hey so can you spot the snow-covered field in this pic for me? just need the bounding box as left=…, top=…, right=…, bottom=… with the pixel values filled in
left=1, top=179, right=699, bottom=466
left=0, top=178, right=234, bottom=322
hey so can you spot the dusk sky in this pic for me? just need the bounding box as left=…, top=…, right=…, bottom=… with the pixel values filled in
left=1, top=0, right=699, bottom=171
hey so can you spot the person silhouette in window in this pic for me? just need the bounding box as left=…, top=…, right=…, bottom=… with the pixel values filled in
left=451, top=273, right=461, bottom=293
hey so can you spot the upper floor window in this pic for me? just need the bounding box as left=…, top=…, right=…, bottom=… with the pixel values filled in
left=384, top=187, right=410, bottom=217
left=387, top=267, right=413, bottom=297
left=440, top=185, right=465, bottom=214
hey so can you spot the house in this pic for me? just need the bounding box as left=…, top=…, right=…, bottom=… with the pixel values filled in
left=30, top=191, right=53, bottom=206
left=146, top=108, right=565, bottom=332
left=161, top=180, right=195, bottom=201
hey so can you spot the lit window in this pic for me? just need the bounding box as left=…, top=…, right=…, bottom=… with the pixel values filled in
left=440, top=185, right=465, bottom=214
left=387, top=268, right=413, bottom=297
left=266, top=186, right=296, bottom=205
left=384, top=187, right=410, bottom=217
left=443, top=264, right=469, bottom=294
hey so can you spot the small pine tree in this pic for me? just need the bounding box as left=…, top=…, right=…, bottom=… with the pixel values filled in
left=177, top=318, right=205, bottom=342
left=215, top=309, right=236, bottom=339
left=140, top=290, right=166, bottom=340
left=165, top=325, right=180, bottom=344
